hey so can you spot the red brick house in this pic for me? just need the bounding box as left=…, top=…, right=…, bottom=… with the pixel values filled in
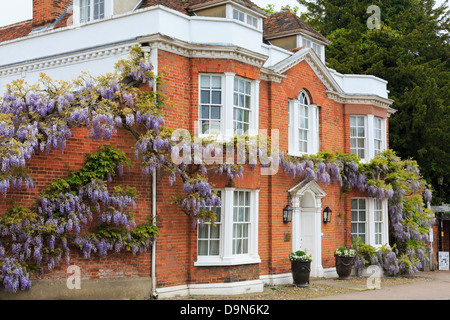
left=0, top=0, right=397, bottom=299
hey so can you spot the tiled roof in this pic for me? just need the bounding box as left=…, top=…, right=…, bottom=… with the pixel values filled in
left=139, top=0, right=267, bottom=16
left=264, top=10, right=329, bottom=44
left=0, top=20, right=33, bottom=43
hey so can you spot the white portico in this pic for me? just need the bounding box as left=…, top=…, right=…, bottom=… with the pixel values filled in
left=289, top=180, right=327, bottom=278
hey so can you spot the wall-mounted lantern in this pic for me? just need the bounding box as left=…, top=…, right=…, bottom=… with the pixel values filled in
left=283, top=194, right=293, bottom=223
left=323, top=206, right=332, bottom=223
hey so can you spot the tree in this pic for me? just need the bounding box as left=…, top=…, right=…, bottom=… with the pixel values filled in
left=297, top=0, right=450, bottom=204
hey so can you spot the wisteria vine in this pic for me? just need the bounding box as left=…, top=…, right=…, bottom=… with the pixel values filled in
left=0, top=46, right=435, bottom=293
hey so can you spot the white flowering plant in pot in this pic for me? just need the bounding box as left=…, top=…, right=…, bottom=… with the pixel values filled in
left=289, top=250, right=312, bottom=262
left=334, top=247, right=356, bottom=257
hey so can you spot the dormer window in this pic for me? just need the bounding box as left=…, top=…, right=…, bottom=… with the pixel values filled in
left=301, top=37, right=324, bottom=61
left=74, top=0, right=112, bottom=24
left=232, top=8, right=258, bottom=28
left=80, top=0, right=105, bottom=23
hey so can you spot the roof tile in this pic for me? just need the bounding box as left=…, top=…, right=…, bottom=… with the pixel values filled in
left=263, top=11, right=329, bottom=44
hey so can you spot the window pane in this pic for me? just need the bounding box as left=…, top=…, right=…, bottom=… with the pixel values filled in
left=242, top=123, right=249, bottom=134
left=201, top=106, right=209, bottom=119
left=358, top=149, right=365, bottom=159
left=359, top=211, right=366, bottom=222
left=201, top=91, right=210, bottom=104
left=211, top=76, right=221, bottom=89
left=210, top=106, right=220, bottom=119
left=244, top=95, right=251, bottom=109
left=239, top=79, right=244, bottom=93
left=198, top=225, right=209, bottom=238
left=359, top=199, right=366, bottom=209
left=211, top=91, right=221, bottom=105
left=358, top=116, right=365, bottom=126
left=200, top=75, right=210, bottom=88
left=198, top=240, right=208, bottom=255
left=358, top=138, right=365, bottom=148
left=234, top=93, right=239, bottom=106
left=210, top=121, right=220, bottom=133
left=245, top=207, right=250, bottom=221
left=243, top=110, right=249, bottom=123
left=357, top=127, right=365, bottom=137
left=201, top=120, right=209, bottom=134
left=239, top=94, right=245, bottom=108
left=233, top=9, right=239, bottom=20
left=244, top=81, right=250, bottom=94
left=210, top=240, right=219, bottom=255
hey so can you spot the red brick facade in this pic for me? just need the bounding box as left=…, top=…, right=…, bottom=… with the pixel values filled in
left=0, top=0, right=403, bottom=297
left=150, top=49, right=391, bottom=288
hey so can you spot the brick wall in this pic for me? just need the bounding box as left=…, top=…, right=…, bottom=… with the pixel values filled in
left=0, top=126, right=152, bottom=282
left=0, top=47, right=389, bottom=290
left=151, top=49, right=382, bottom=287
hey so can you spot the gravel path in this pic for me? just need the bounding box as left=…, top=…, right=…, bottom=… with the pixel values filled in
left=176, top=275, right=431, bottom=300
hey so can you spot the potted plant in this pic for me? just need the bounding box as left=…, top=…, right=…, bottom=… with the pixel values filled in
left=289, top=250, right=312, bottom=287
left=334, top=247, right=356, bottom=280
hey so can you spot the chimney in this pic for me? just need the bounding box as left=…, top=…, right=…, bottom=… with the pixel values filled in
left=32, top=0, right=72, bottom=28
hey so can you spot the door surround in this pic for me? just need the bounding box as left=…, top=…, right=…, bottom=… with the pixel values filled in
left=288, top=180, right=327, bottom=277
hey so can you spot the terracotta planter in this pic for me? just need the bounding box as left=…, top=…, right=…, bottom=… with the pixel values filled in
left=291, top=260, right=311, bottom=287
left=335, top=255, right=355, bottom=280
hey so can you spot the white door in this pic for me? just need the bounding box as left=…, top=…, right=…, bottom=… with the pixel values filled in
left=300, top=208, right=315, bottom=258
left=290, top=182, right=325, bottom=278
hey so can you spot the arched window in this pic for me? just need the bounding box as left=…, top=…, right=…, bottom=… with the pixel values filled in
left=298, top=91, right=310, bottom=153
left=288, top=90, right=319, bottom=155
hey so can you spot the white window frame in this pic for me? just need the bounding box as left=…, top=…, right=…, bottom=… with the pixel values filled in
left=230, top=7, right=259, bottom=29
left=297, top=35, right=325, bottom=62
left=350, top=115, right=387, bottom=161
left=197, top=191, right=223, bottom=257
left=73, top=0, right=113, bottom=25
left=195, top=188, right=260, bottom=266
left=233, top=77, right=252, bottom=136
left=199, top=74, right=223, bottom=136
left=198, top=73, right=259, bottom=140
left=373, top=116, right=386, bottom=156
left=288, top=91, right=319, bottom=156
left=351, top=198, right=388, bottom=248
left=350, top=115, right=367, bottom=160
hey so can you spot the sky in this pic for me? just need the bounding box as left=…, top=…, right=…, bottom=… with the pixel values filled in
left=0, top=0, right=447, bottom=28
left=0, top=0, right=32, bottom=28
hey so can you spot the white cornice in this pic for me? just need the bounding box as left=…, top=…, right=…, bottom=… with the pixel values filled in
left=260, top=67, right=286, bottom=83
left=326, top=90, right=396, bottom=114
left=0, top=42, right=137, bottom=78
left=139, top=33, right=269, bottom=69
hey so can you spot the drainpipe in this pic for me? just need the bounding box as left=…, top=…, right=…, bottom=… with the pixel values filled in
left=151, top=168, right=157, bottom=299
left=142, top=43, right=158, bottom=299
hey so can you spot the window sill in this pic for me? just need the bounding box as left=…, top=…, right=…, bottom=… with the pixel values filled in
left=194, top=255, right=261, bottom=267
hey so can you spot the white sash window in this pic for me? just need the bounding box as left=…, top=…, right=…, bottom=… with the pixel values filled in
left=288, top=90, right=319, bottom=156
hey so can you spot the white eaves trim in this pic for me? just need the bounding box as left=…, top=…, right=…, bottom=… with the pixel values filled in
left=269, top=47, right=344, bottom=94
